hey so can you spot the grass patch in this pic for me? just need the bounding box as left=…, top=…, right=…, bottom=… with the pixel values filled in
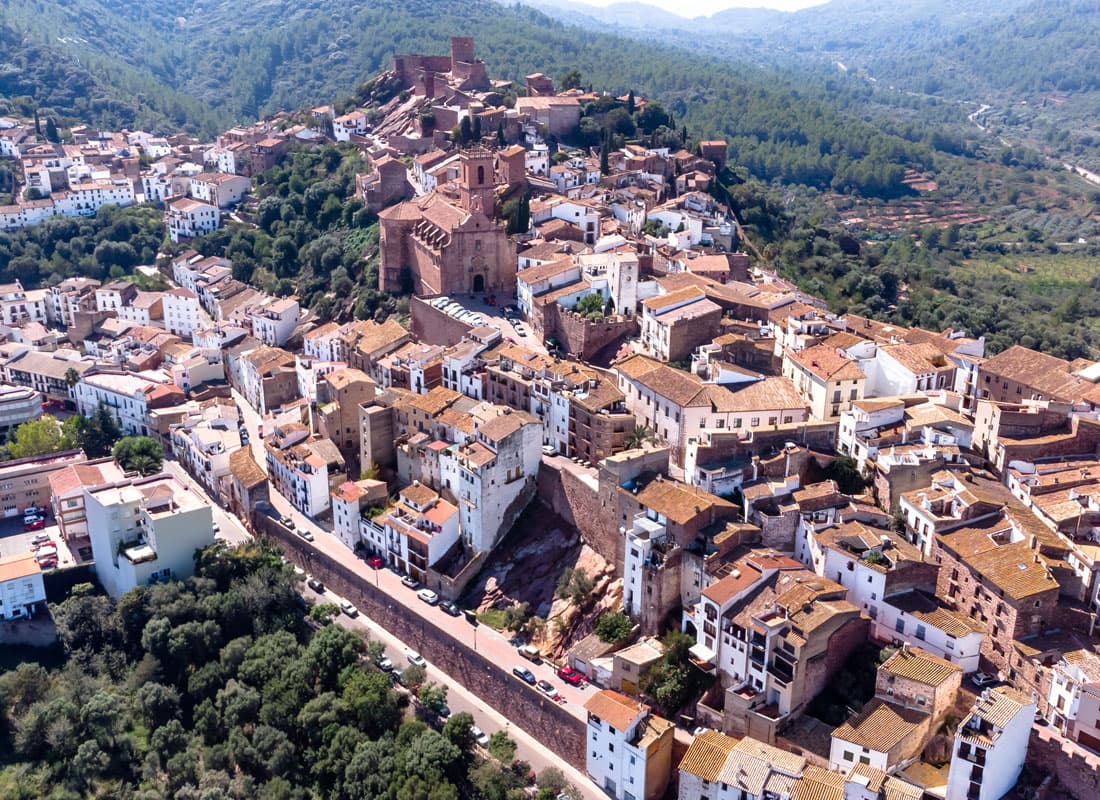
left=476, top=608, right=507, bottom=630
left=964, top=254, right=1100, bottom=291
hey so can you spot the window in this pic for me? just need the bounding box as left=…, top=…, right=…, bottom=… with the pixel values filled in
left=895, top=618, right=905, bottom=634
left=850, top=389, right=858, bottom=401
left=843, top=751, right=854, bottom=762
left=916, top=624, right=927, bottom=641
left=833, top=390, right=841, bottom=403
left=917, top=694, right=926, bottom=706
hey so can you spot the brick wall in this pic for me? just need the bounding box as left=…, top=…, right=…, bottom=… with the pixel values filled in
left=1027, top=725, right=1100, bottom=800
left=255, top=514, right=586, bottom=768
left=536, top=461, right=618, bottom=565
left=409, top=296, right=474, bottom=347
left=548, top=307, right=638, bottom=361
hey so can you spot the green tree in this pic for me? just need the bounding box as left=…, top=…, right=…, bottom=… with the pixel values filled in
left=309, top=603, right=340, bottom=625
left=555, top=568, right=594, bottom=607
left=502, top=602, right=532, bottom=632
left=416, top=682, right=448, bottom=714
left=487, top=730, right=516, bottom=763
left=623, top=425, right=658, bottom=450
left=112, top=435, right=164, bottom=474
left=7, top=415, right=74, bottom=459
left=594, top=612, right=633, bottom=644
left=574, top=292, right=605, bottom=317
left=559, top=69, right=583, bottom=91
left=44, top=117, right=60, bottom=143
left=441, top=711, right=476, bottom=754
left=82, top=403, right=123, bottom=457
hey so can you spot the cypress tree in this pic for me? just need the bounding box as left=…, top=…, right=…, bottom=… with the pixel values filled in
left=497, top=122, right=506, bottom=148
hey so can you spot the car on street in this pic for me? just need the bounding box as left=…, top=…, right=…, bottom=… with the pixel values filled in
left=339, top=600, right=359, bottom=617
left=536, top=679, right=560, bottom=700
left=307, top=577, right=325, bottom=593
left=432, top=296, right=451, bottom=308
left=23, top=518, right=46, bottom=532
left=557, top=666, right=585, bottom=686
left=31, top=532, right=51, bottom=546
left=441, top=601, right=461, bottom=617
left=367, top=555, right=384, bottom=569
left=541, top=444, right=557, bottom=456
left=376, top=656, right=394, bottom=672
left=437, top=704, right=451, bottom=719
left=407, top=651, right=427, bottom=668
left=417, top=588, right=439, bottom=605
left=401, top=575, right=419, bottom=590
left=471, top=726, right=490, bottom=747
left=972, top=672, right=996, bottom=687
left=212, top=521, right=220, bottom=533
left=37, top=555, right=58, bottom=569
left=512, top=665, right=536, bottom=685
left=513, top=323, right=527, bottom=336
left=298, top=529, right=314, bottom=542
left=518, top=644, right=541, bottom=663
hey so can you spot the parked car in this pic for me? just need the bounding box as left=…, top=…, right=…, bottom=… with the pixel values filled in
left=377, top=656, right=394, bottom=672
left=557, top=666, right=585, bottom=686
left=23, top=518, right=46, bottom=532
left=401, top=575, right=419, bottom=590
left=512, top=665, right=536, bottom=685
left=536, top=680, right=560, bottom=700
left=972, top=672, right=996, bottom=687
left=541, top=444, right=557, bottom=456
left=463, top=609, right=479, bottom=625
left=306, top=577, right=325, bottom=593
left=407, top=651, right=427, bottom=668
left=471, top=726, right=490, bottom=747
left=298, top=529, right=314, bottom=542
left=440, top=601, right=461, bottom=617
left=37, top=555, right=58, bottom=569
left=513, top=323, right=527, bottom=336
left=339, top=600, right=359, bottom=618
left=30, top=532, right=50, bottom=546
left=518, top=644, right=541, bottom=663
left=367, top=556, right=384, bottom=569
left=437, top=704, right=452, bottom=720
left=417, top=588, right=439, bottom=605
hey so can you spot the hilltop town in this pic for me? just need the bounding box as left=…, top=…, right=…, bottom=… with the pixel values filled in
left=2, top=34, right=1100, bottom=800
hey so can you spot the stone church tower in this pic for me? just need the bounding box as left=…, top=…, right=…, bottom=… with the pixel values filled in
left=459, top=148, right=495, bottom=214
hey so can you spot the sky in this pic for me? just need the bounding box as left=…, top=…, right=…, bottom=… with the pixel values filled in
left=578, top=0, right=829, bottom=16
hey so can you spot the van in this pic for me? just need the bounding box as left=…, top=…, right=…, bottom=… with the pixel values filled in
left=518, top=644, right=541, bottom=663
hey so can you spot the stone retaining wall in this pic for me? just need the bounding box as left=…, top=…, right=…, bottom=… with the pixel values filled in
left=256, top=514, right=587, bottom=768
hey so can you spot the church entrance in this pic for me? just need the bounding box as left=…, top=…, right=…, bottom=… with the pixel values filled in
left=472, top=274, right=485, bottom=293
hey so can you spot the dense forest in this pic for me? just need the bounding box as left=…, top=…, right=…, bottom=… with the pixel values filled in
left=0, top=543, right=565, bottom=800
left=1, top=0, right=951, bottom=197
left=536, top=0, right=1100, bottom=170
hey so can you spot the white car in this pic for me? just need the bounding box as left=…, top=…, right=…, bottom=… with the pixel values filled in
left=339, top=600, right=359, bottom=618
left=541, top=445, right=557, bottom=456
left=407, top=651, right=427, bottom=668
left=513, top=323, right=527, bottom=336
left=432, top=296, right=451, bottom=308
left=417, top=588, right=439, bottom=605
left=972, top=672, right=996, bottom=686
left=471, top=725, right=490, bottom=747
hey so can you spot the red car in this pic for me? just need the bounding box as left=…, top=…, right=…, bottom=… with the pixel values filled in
left=23, top=518, right=46, bottom=532
left=556, top=666, right=585, bottom=686
left=37, top=556, right=58, bottom=569
left=367, top=556, right=384, bottom=569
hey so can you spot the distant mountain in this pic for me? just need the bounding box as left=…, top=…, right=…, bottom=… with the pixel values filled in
left=0, top=0, right=950, bottom=197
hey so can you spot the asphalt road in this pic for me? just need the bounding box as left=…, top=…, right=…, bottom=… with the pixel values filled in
left=204, top=393, right=601, bottom=797
left=302, top=583, right=601, bottom=799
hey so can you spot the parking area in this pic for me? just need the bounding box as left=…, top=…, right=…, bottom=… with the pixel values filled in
left=0, top=516, right=82, bottom=571
left=430, top=293, right=547, bottom=354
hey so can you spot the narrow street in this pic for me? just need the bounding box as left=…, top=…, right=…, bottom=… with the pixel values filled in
left=303, top=584, right=601, bottom=799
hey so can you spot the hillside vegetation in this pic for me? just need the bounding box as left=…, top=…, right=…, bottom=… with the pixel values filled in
left=2, top=0, right=952, bottom=197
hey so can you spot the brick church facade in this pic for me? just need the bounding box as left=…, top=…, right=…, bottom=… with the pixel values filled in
left=378, top=149, right=518, bottom=296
